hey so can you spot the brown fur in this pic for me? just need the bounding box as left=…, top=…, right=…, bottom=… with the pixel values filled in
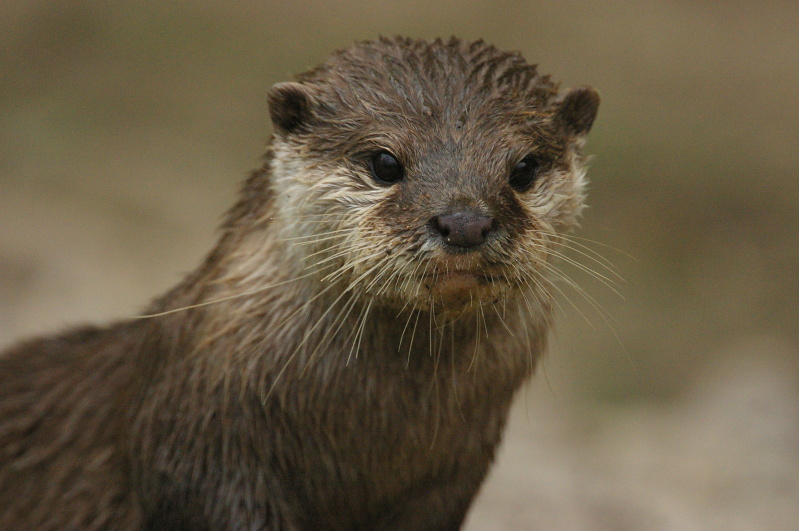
left=0, top=37, right=598, bottom=530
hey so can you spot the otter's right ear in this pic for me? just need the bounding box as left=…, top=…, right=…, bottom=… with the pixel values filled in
left=267, top=82, right=317, bottom=136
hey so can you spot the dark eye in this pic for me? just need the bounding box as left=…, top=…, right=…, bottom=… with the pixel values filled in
left=509, top=154, right=541, bottom=192
left=370, top=151, right=405, bottom=185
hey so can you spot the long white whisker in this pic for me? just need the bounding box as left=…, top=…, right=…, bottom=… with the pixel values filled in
left=346, top=299, right=372, bottom=365
left=134, top=266, right=331, bottom=319
left=405, top=308, right=423, bottom=367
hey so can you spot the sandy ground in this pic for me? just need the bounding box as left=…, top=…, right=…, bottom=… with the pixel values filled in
left=471, top=345, right=799, bottom=530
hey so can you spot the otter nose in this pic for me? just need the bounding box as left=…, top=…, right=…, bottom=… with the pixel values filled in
left=431, top=211, right=495, bottom=248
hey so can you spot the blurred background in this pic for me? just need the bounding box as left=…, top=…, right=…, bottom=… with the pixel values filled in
left=1, top=1, right=797, bottom=528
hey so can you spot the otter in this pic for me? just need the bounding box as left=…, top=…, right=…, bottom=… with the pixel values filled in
left=0, top=37, right=599, bottom=529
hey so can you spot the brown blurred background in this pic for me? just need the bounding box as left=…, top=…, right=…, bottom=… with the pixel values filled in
left=1, top=1, right=797, bottom=529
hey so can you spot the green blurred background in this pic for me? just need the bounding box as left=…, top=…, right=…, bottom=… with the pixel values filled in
left=1, top=1, right=797, bottom=528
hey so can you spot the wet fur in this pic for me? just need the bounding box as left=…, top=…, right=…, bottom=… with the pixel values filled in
left=0, top=37, right=598, bottom=529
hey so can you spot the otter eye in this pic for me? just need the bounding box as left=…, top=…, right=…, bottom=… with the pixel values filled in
left=509, top=154, right=541, bottom=192
left=370, top=151, right=404, bottom=185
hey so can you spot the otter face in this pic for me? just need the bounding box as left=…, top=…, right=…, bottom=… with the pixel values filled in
left=267, top=38, right=598, bottom=316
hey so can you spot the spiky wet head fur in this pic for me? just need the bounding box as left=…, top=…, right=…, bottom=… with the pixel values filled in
left=259, top=37, right=598, bottom=318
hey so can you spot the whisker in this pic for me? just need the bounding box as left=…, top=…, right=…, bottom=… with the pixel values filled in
left=134, top=267, right=330, bottom=319
left=405, top=308, right=423, bottom=368
left=541, top=247, right=625, bottom=296
left=263, top=277, right=358, bottom=401
left=282, top=228, right=353, bottom=244
left=547, top=238, right=625, bottom=283
left=525, top=241, right=625, bottom=297
left=398, top=306, right=417, bottom=355
left=514, top=275, right=557, bottom=330
left=533, top=253, right=619, bottom=325
left=541, top=267, right=630, bottom=362
left=303, top=290, right=360, bottom=373
left=467, top=296, right=482, bottom=372
left=489, top=300, right=514, bottom=335
left=514, top=297, right=537, bottom=379
left=300, top=239, right=360, bottom=265
left=346, top=299, right=372, bottom=365
left=556, top=234, right=625, bottom=273
left=551, top=231, right=637, bottom=262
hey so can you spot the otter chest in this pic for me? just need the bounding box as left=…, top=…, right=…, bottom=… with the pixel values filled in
left=263, top=350, right=520, bottom=527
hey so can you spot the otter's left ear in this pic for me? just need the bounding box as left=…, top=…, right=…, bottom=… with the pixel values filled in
left=267, top=82, right=317, bottom=136
left=552, top=86, right=600, bottom=137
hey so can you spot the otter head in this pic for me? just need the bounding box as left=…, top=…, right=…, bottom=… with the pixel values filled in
left=266, top=37, right=598, bottom=316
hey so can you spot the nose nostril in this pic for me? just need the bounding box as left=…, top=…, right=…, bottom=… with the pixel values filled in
left=480, top=219, right=494, bottom=239
left=431, top=216, right=450, bottom=238
left=431, top=211, right=495, bottom=249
